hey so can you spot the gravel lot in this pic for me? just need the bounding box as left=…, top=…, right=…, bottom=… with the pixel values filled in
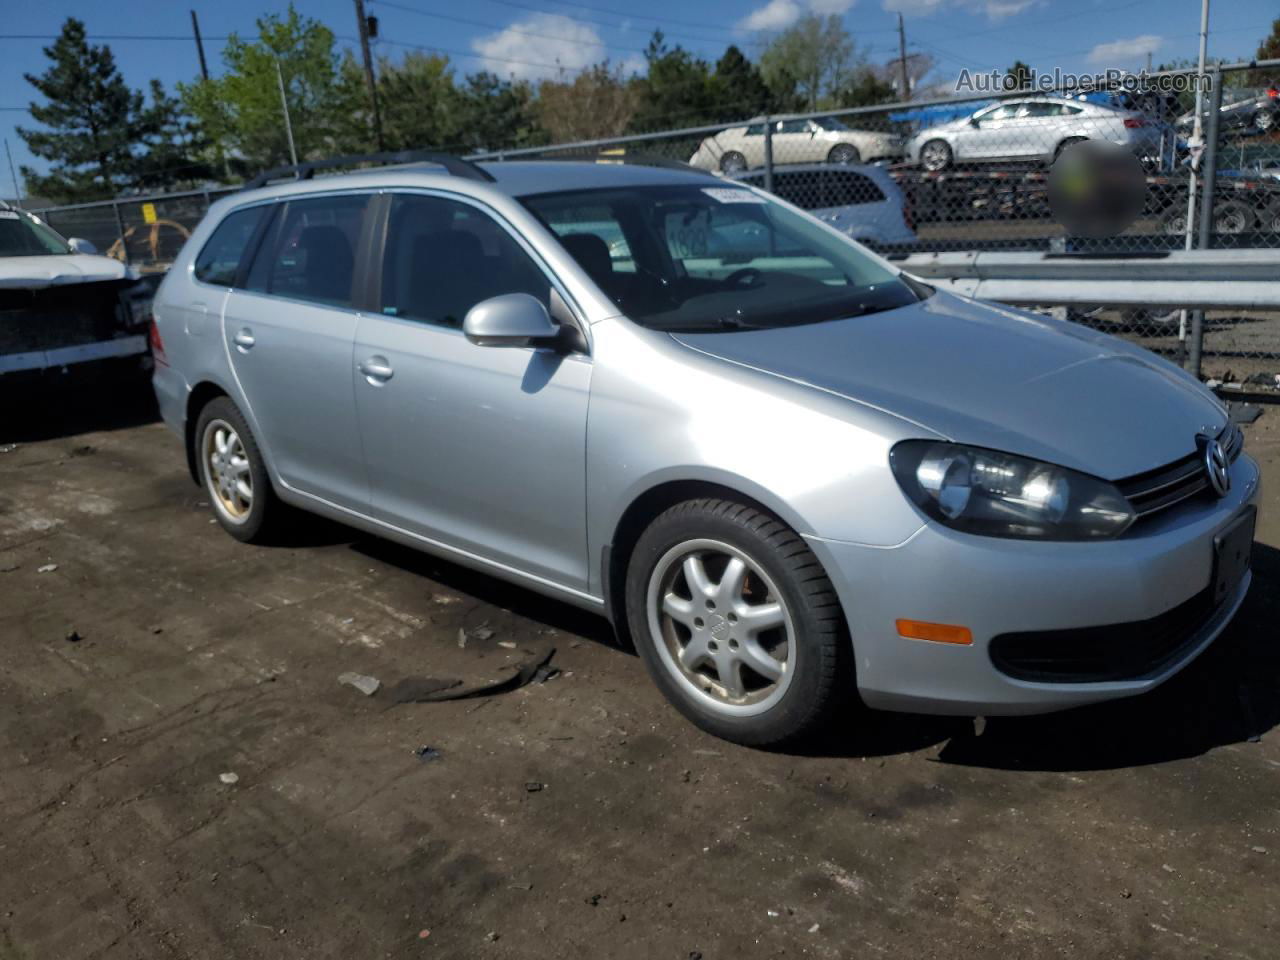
left=2, top=377, right=1278, bottom=960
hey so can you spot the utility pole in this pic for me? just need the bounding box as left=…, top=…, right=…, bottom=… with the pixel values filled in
left=897, top=14, right=910, bottom=100
left=4, top=139, right=22, bottom=207
left=190, top=10, right=210, bottom=81
left=1178, top=0, right=1211, bottom=357
left=354, top=0, right=385, bottom=151
left=275, top=58, right=299, bottom=167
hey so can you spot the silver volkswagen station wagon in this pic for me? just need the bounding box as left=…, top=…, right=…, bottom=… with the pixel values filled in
left=151, top=153, right=1259, bottom=746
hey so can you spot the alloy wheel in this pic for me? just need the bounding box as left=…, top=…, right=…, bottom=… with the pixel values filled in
left=646, top=538, right=795, bottom=717
left=203, top=418, right=253, bottom=524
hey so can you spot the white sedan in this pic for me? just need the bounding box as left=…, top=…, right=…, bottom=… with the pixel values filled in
left=689, top=117, right=905, bottom=173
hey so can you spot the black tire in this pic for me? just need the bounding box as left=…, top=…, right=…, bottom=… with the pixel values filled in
left=919, top=139, right=952, bottom=172
left=1158, top=205, right=1189, bottom=235
left=1262, top=203, right=1280, bottom=235
left=1054, top=136, right=1087, bottom=160
left=1213, top=200, right=1254, bottom=235
left=1253, top=109, right=1275, bottom=133
left=719, top=151, right=747, bottom=174
left=194, top=396, right=280, bottom=543
left=828, top=143, right=861, bottom=165
left=624, top=498, right=849, bottom=747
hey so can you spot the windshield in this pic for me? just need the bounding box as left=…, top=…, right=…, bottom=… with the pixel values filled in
left=0, top=209, right=72, bottom=257
left=522, top=184, right=920, bottom=332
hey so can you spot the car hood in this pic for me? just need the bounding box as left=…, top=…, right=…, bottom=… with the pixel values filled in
left=671, top=291, right=1226, bottom=481
left=0, top=254, right=128, bottom=289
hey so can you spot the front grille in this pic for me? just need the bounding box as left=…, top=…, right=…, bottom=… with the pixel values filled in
left=1117, top=423, right=1243, bottom=521
left=989, top=586, right=1218, bottom=683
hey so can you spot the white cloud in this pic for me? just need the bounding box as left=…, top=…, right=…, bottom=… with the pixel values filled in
left=738, top=0, right=804, bottom=31
left=882, top=0, right=1034, bottom=19
left=809, top=0, right=858, bottom=13
left=1087, top=34, right=1163, bottom=65
left=471, top=14, right=606, bottom=81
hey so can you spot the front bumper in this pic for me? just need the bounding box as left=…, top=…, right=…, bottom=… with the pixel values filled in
left=805, top=452, right=1260, bottom=716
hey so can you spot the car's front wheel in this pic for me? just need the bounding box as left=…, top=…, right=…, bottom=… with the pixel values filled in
left=828, top=143, right=861, bottom=165
left=625, top=499, right=848, bottom=746
left=919, top=139, right=952, bottom=171
left=195, top=396, right=280, bottom=543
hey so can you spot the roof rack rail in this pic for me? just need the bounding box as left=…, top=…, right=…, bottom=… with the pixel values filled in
left=243, top=150, right=495, bottom=190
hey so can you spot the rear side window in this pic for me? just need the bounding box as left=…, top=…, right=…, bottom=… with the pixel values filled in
left=769, top=171, right=886, bottom=210
left=247, top=194, right=370, bottom=307
left=379, top=194, right=549, bottom=328
left=193, top=205, right=268, bottom=286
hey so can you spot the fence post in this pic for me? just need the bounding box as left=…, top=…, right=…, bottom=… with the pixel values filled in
left=763, top=116, right=774, bottom=194
left=111, top=200, right=129, bottom=266
left=1188, top=65, right=1224, bottom=380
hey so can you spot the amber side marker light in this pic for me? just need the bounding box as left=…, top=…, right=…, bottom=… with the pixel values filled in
left=895, top=619, right=973, bottom=645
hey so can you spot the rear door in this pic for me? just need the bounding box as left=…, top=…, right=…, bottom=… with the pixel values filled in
left=221, top=192, right=373, bottom=510
left=352, top=192, right=592, bottom=592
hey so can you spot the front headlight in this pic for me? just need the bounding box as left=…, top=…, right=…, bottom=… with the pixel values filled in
left=890, top=441, right=1135, bottom=540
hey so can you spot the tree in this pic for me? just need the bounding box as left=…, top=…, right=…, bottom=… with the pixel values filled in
left=180, top=5, right=346, bottom=172
left=17, top=19, right=155, bottom=202
left=452, top=72, right=543, bottom=153
left=1258, top=18, right=1280, bottom=61
left=374, top=53, right=462, bottom=152
left=630, top=32, right=717, bottom=132
left=133, top=80, right=216, bottom=192
left=759, top=15, right=854, bottom=112
left=708, top=46, right=774, bottom=121
left=538, top=63, right=636, bottom=142
left=834, top=68, right=896, bottom=109
left=1006, top=60, right=1033, bottom=91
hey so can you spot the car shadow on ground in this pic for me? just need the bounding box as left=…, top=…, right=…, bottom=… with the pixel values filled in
left=0, top=368, right=158, bottom=444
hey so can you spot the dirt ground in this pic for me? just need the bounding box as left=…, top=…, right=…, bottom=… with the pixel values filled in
left=2, top=376, right=1278, bottom=960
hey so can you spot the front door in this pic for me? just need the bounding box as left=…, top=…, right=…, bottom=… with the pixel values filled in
left=222, top=193, right=372, bottom=510
left=353, top=192, right=591, bottom=593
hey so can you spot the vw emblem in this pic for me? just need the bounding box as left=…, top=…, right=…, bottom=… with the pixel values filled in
left=1203, top=439, right=1231, bottom=498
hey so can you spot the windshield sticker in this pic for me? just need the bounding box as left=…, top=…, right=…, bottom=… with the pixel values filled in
left=701, top=188, right=766, bottom=204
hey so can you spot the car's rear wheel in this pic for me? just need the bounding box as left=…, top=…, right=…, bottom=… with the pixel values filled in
left=1054, top=136, right=1087, bottom=160
left=1213, top=200, right=1253, bottom=235
left=828, top=143, right=861, bottom=165
left=1159, top=205, right=1189, bottom=235
left=719, top=151, right=747, bottom=174
left=195, top=396, right=279, bottom=543
left=919, top=139, right=952, bottom=172
left=625, top=498, right=848, bottom=746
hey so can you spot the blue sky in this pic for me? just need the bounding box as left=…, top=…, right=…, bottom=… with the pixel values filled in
left=2, top=0, right=1276, bottom=189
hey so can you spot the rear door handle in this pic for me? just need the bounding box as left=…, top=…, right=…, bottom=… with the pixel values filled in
left=232, top=328, right=255, bottom=351
left=358, top=356, right=394, bottom=383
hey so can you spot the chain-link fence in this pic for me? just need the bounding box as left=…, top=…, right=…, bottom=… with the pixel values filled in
left=20, top=59, right=1280, bottom=387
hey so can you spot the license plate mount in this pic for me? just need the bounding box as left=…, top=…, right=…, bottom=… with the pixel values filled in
left=1212, top=506, right=1256, bottom=607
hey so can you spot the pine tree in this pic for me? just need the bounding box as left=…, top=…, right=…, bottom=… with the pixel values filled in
left=17, top=19, right=151, bottom=203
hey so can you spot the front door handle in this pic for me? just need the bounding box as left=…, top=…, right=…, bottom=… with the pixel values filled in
left=232, top=328, right=255, bottom=351
left=358, top=356, right=394, bottom=384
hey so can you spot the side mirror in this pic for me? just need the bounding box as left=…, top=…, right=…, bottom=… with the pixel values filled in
left=463, top=293, right=559, bottom=347
left=968, top=117, right=980, bottom=128
left=69, top=237, right=99, bottom=255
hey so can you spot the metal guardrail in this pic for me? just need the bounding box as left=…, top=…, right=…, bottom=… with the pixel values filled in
left=900, top=249, right=1280, bottom=310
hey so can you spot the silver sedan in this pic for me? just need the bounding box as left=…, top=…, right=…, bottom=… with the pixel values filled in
left=907, top=96, right=1170, bottom=171
left=152, top=159, right=1257, bottom=746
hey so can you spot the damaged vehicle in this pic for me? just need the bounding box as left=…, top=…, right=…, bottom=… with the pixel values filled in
left=152, top=153, right=1257, bottom=747
left=0, top=204, right=153, bottom=381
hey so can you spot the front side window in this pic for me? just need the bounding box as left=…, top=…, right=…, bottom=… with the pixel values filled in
left=380, top=194, right=550, bottom=328
left=524, top=184, right=920, bottom=332
left=249, top=194, right=369, bottom=307
left=194, top=205, right=269, bottom=286
left=0, top=209, right=73, bottom=257
left=778, top=119, right=809, bottom=134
